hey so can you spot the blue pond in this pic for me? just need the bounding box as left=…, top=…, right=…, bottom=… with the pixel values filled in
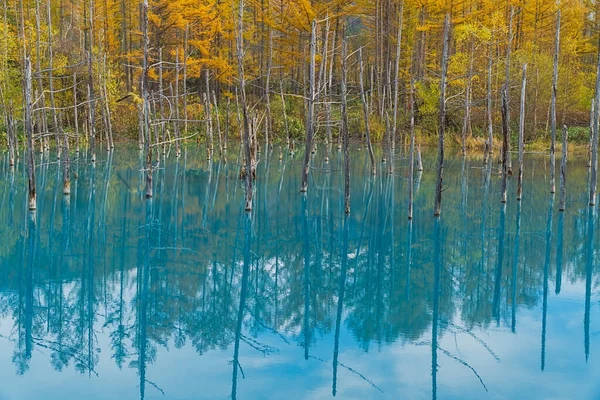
left=0, top=145, right=598, bottom=399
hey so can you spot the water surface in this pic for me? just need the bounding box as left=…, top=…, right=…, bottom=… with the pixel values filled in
left=0, top=145, right=598, bottom=400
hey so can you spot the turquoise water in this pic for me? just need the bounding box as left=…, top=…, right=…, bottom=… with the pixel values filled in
left=0, top=145, right=598, bottom=400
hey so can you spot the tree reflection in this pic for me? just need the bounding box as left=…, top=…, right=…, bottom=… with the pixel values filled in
left=0, top=148, right=596, bottom=398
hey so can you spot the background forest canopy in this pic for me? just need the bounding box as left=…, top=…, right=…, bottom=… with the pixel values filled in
left=0, top=0, right=597, bottom=147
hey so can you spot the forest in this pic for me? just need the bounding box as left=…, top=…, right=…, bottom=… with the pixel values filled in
left=0, top=1, right=597, bottom=146
left=1, top=0, right=598, bottom=214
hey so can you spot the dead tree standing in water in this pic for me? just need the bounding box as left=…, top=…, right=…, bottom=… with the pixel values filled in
left=559, top=125, right=568, bottom=211
left=550, top=10, right=561, bottom=194
left=87, top=0, right=96, bottom=163
left=588, top=99, right=594, bottom=168
left=589, top=50, right=600, bottom=206
left=504, top=7, right=514, bottom=175
left=236, top=0, right=253, bottom=211
left=359, top=48, right=376, bottom=175
left=25, top=58, right=36, bottom=210
left=392, top=4, right=403, bottom=152
left=408, top=80, right=416, bottom=220
left=141, top=0, right=152, bottom=198
left=434, top=15, right=450, bottom=217
left=501, top=86, right=509, bottom=203
left=341, top=24, right=350, bottom=214
left=517, top=64, right=527, bottom=201
left=484, top=41, right=494, bottom=164
left=301, top=20, right=317, bottom=193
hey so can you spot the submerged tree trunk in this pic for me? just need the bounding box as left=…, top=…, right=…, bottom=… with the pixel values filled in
left=434, top=15, right=450, bottom=217
left=559, top=125, right=567, bottom=211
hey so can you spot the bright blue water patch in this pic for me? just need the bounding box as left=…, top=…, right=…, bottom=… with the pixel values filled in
left=0, top=145, right=598, bottom=400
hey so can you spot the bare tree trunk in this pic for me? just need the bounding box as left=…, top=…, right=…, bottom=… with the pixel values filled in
left=359, top=48, right=376, bottom=175
left=501, top=86, right=509, bottom=203
left=517, top=64, right=527, bottom=201
left=280, top=81, right=290, bottom=149
left=505, top=7, right=514, bottom=175
left=204, top=70, right=214, bottom=156
left=484, top=43, right=494, bottom=164
left=341, top=25, right=350, bottom=214
left=550, top=10, right=561, bottom=194
left=203, top=92, right=213, bottom=159
left=408, top=80, right=415, bottom=220
left=461, top=36, right=474, bottom=157
left=434, top=15, right=450, bottom=217
left=34, top=0, right=48, bottom=151
left=265, top=27, right=273, bottom=147
left=301, top=20, right=317, bottom=193
left=559, top=125, right=567, bottom=211
left=236, top=0, right=253, bottom=211
left=213, top=90, right=223, bottom=157
left=224, top=97, right=230, bottom=162
left=24, top=58, right=36, bottom=210
left=589, top=52, right=600, bottom=206
left=87, top=0, right=96, bottom=162
left=7, top=104, right=14, bottom=166
left=46, top=0, right=62, bottom=159
left=183, top=24, right=189, bottom=138
left=74, top=73, right=80, bottom=153
left=103, top=54, right=114, bottom=149
left=589, top=99, right=594, bottom=168
left=392, top=3, right=403, bottom=151
left=174, top=50, right=181, bottom=156
left=141, top=0, right=152, bottom=198
left=159, top=48, right=166, bottom=154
